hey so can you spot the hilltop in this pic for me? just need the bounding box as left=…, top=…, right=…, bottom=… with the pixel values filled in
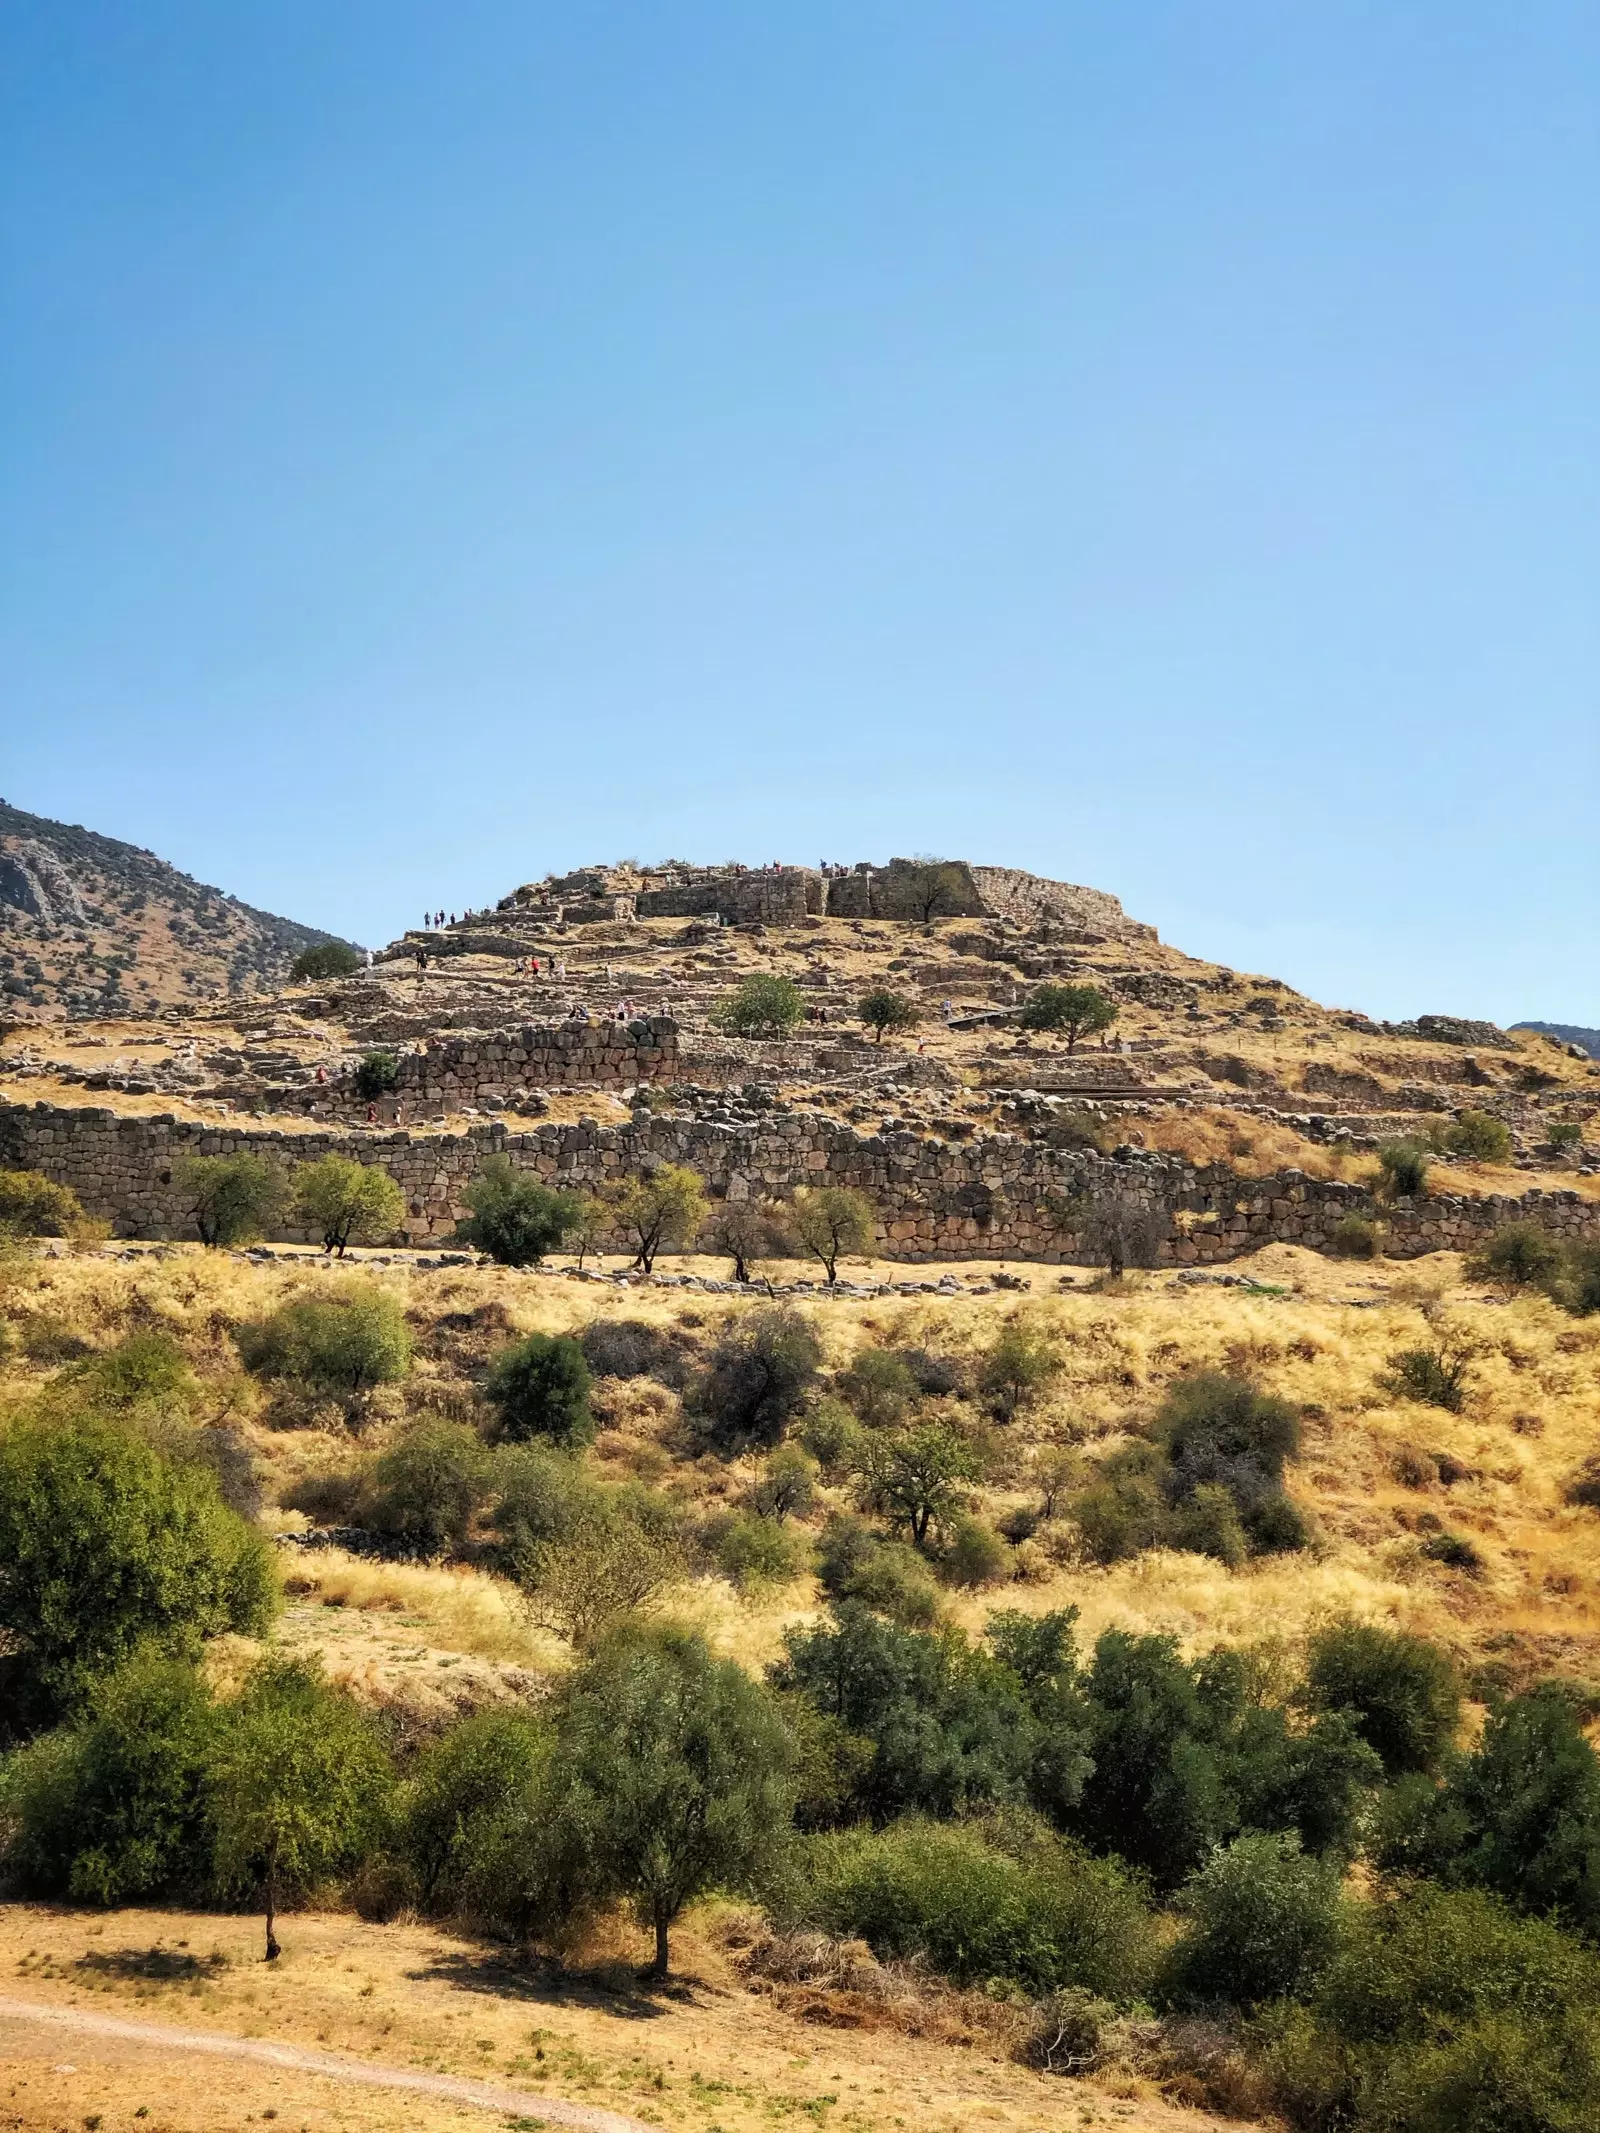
left=0, top=799, right=354, bottom=1016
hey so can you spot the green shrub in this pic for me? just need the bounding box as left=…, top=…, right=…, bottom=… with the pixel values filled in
left=798, top=1397, right=864, bottom=1479
left=291, top=1155, right=406, bottom=1256
left=979, top=1318, right=1061, bottom=1419
left=790, top=1185, right=876, bottom=1283
left=1548, top=1117, right=1585, bottom=1153
left=175, top=1154, right=288, bottom=1248
left=1170, top=1481, right=1250, bottom=1567
left=0, top=1413, right=276, bottom=1728
left=360, top=1419, right=495, bottom=1555
left=1448, top=1110, right=1514, bottom=1163
left=703, top=1508, right=812, bottom=1591
left=795, top=1818, right=1156, bottom=2002
left=1556, top=1243, right=1600, bottom=1318
left=711, top=974, right=806, bottom=1037
left=942, top=1516, right=1013, bottom=1588
left=483, top=1333, right=594, bottom=1448
left=484, top=1442, right=596, bottom=1565
left=688, top=1306, right=823, bottom=1451
left=859, top=989, right=920, bottom=1043
left=1379, top=1342, right=1472, bottom=1412
left=1156, top=1372, right=1305, bottom=1556
left=0, top=1168, right=91, bottom=1241
left=1376, top=1141, right=1431, bottom=1198
left=856, top=1420, right=983, bottom=1547
left=401, top=1707, right=550, bottom=1911
left=235, top=1284, right=411, bottom=1418
left=455, top=1158, right=583, bottom=1266
left=814, top=1515, right=940, bottom=1626
left=0, top=1652, right=216, bottom=1900
left=837, top=1346, right=919, bottom=1428
left=1304, top=1621, right=1461, bottom=1778
left=749, top=1444, right=819, bottom=1521
left=1018, top=984, right=1119, bottom=1051
left=289, top=941, right=362, bottom=982
left=1328, top=1213, right=1383, bottom=1260
left=353, top=1050, right=401, bottom=1101
left=1168, top=1831, right=1345, bottom=2011
left=1466, top=1221, right=1567, bottom=1296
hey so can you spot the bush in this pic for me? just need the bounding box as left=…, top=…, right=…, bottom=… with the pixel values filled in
left=703, top=1508, right=812, bottom=1591
left=798, top=1398, right=864, bottom=1479
left=688, top=1306, right=823, bottom=1451
left=401, top=1707, right=550, bottom=1911
left=1156, top=1372, right=1305, bottom=1555
left=1555, top=1243, right=1600, bottom=1318
left=577, top=1317, right=690, bottom=1387
left=484, top=1443, right=596, bottom=1565
left=353, top=1050, right=401, bottom=1101
left=859, top=989, right=919, bottom=1043
left=0, top=1413, right=276, bottom=1729
left=175, top=1155, right=288, bottom=1248
left=749, top=1444, right=819, bottom=1521
left=1018, top=984, right=1119, bottom=1051
left=360, top=1419, right=495, bottom=1556
left=610, top=1164, right=708, bottom=1273
left=711, top=973, right=806, bottom=1038
left=291, top=1156, right=405, bottom=1256
left=289, top=941, right=362, bottom=982
left=1328, top=1213, right=1383, bottom=1260
left=790, top=1185, right=876, bottom=1283
left=814, top=1515, right=939, bottom=1626
left=1377, top=1141, right=1431, bottom=1198
left=856, top=1420, right=983, bottom=1548
left=483, top=1333, right=594, bottom=1448
left=979, top=1319, right=1061, bottom=1420
left=235, top=1284, right=411, bottom=1418
left=0, top=1652, right=216, bottom=1901
left=1379, top=1342, right=1472, bottom=1412
left=0, top=1168, right=91, bottom=1241
left=455, top=1158, right=582, bottom=1266
left=942, top=1516, right=1013, bottom=1588
left=515, top=1494, right=686, bottom=1648
left=1466, top=1221, right=1567, bottom=1296
left=795, top=1818, right=1156, bottom=2003
left=1167, top=1832, right=1345, bottom=2010
left=1448, top=1109, right=1514, bottom=1163
left=1304, top=1621, right=1461, bottom=1778
left=837, top=1346, right=919, bottom=1428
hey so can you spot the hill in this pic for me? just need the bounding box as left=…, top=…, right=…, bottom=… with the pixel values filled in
left=0, top=798, right=355, bottom=1017
left=1516, top=1020, right=1600, bottom=1060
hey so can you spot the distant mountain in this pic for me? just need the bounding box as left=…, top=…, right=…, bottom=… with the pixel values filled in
left=0, top=799, right=354, bottom=1016
left=1513, top=1021, right=1599, bottom=1060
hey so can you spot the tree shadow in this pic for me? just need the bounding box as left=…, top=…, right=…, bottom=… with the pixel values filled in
left=75, top=1947, right=231, bottom=1983
left=407, top=1948, right=708, bottom=2019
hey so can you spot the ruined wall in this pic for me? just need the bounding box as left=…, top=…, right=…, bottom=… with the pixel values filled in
left=6, top=1098, right=1596, bottom=1265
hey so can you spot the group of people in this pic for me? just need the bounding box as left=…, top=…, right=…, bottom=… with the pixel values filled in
left=515, top=954, right=568, bottom=979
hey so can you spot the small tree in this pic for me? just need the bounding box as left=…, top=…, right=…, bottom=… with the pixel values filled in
left=456, top=1157, right=582, bottom=1266
left=699, top=1197, right=792, bottom=1284
left=611, top=1165, right=708, bottom=1274
left=857, top=1421, right=983, bottom=1548
left=979, top=1318, right=1061, bottom=1420
left=1019, top=984, right=1118, bottom=1051
left=353, top=1050, right=401, bottom=1101
left=859, top=989, right=920, bottom=1044
left=175, top=1155, right=287, bottom=1248
left=711, top=974, right=806, bottom=1038
left=1304, top=1620, right=1461, bottom=1778
left=1466, top=1221, right=1565, bottom=1297
left=1082, top=1186, right=1170, bottom=1278
left=291, top=1156, right=405, bottom=1256
left=0, top=1169, right=91, bottom=1242
left=1379, top=1339, right=1473, bottom=1413
left=234, top=1284, right=411, bottom=1421
left=1168, top=1831, right=1345, bottom=2010
left=688, top=1306, right=824, bottom=1450
left=289, top=941, right=362, bottom=982
left=568, top=1193, right=609, bottom=1271
left=750, top=1444, right=820, bottom=1521
left=484, top=1332, right=594, bottom=1449
left=550, top=1624, right=797, bottom=1976
left=206, top=1656, right=392, bottom=1960
left=792, top=1185, right=876, bottom=1283
left=1447, top=1110, right=1514, bottom=1164
left=1376, top=1141, right=1430, bottom=1198
left=518, top=1502, right=685, bottom=1649
left=360, top=1418, right=495, bottom=1556
left=838, top=1346, right=919, bottom=1428
left=898, top=860, right=967, bottom=925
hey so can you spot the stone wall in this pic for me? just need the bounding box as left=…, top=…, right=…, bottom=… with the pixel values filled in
left=5, top=1097, right=1596, bottom=1266
left=369, top=1017, right=679, bottom=1116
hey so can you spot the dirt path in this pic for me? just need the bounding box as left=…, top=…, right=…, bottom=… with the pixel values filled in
left=0, top=1994, right=651, bottom=2132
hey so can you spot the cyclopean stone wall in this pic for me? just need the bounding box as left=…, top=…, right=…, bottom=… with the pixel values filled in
left=340, top=1017, right=679, bottom=1120
left=5, top=1097, right=1597, bottom=1265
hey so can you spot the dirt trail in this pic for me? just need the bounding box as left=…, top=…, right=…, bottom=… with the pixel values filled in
left=0, top=1993, right=651, bottom=2132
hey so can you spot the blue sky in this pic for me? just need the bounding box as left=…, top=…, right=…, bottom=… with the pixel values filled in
left=3, top=3, right=1595, bottom=1021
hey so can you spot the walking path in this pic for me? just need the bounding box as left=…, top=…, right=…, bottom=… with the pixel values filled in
left=0, top=1994, right=651, bottom=2132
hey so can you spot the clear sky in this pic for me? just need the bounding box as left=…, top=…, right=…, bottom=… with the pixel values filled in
left=3, top=4, right=1595, bottom=1022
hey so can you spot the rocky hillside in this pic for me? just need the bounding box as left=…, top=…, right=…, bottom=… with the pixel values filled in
left=0, top=800, right=354, bottom=1017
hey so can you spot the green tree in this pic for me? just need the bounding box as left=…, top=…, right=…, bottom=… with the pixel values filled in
left=1379, top=1339, right=1473, bottom=1413
left=1304, top=1620, right=1461, bottom=1778
left=711, top=973, right=806, bottom=1038
left=401, top=1707, right=551, bottom=1911
left=1167, top=1831, right=1345, bottom=2010
left=517, top=1499, right=685, bottom=1649
left=1444, top=1685, right=1600, bottom=1933
left=0, top=1169, right=91, bottom=1241
left=360, top=1418, right=495, bottom=1555
left=551, top=1624, right=797, bottom=1976
left=1376, top=1140, right=1431, bottom=1198
left=979, top=1318, right=1061, bottom=1420
left=688, top=1306, right=824, bottom=1451
left=1467, top=1221, right=1566, bottom=1297
left=484, top=1332, right=594, bottom=1449
left=455, top=1157, right=583, bottom=1266
left=1019, top=984, right=1118, bottom=1051
left=234, top=1284, right=411, bottom=1420
left=291, top=1155, right=406, bottom=1256
left=857, top=1421, right=983, bottom=1548
left=206, top=1655, right=393, bottom=1960
left=791, top=1184, right=876, bottom=1283
left=837, top=1346, right=919, bottom=1428
left=699, top=1197, right=792, bottom=1283
left=175, top=1155, right=288, bottom=1248
left=611, top=1164, right=709, bottom=1273
left=750, top=1444, right=820, bottom=1521
left=567, top=1192, right=609, bottom=1271
left=1448, top=1109, right=1514, bottom=1163
left=859, top=988, right=920, bottom=1043
left=0, top=1413, right=276, bottom=1727
left=288, top=941, right=362, bottom=982
left=897, top=860, right=968, bottom=924
left=353, top=1050, right=401, bottom=1101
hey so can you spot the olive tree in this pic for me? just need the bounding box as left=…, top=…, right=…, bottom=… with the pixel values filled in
left=711, top=974, right=806, bottom=1038
left=611, top=1164, right=708, bottom=1274
left=859, top=989, right=920, bottom=1044
left=1019, top=983, right=1118, bottom=1050
left=791, top=1185, right=876, bottom=1284
left=175, top=1155, right=288, bottom=1249
left=456, top=1156, right=583, bottom=1266
left=291, top=1156, right=406, bottom=1256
